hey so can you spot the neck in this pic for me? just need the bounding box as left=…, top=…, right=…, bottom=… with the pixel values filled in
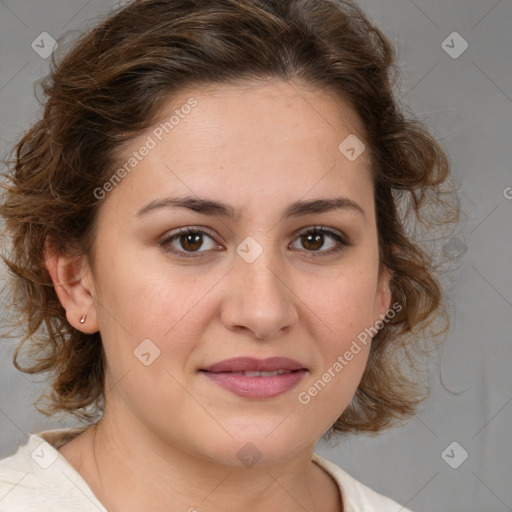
left=60, top=406, right=341, bottom=512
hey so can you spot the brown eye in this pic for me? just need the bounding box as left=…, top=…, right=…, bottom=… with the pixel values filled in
left=179, top=232, right=203, bottom=252
left=300, top=232, right=325, bottom=251
left=291, top=227, right=350, bottom=256
left=161, top=227, right=221, bottom=258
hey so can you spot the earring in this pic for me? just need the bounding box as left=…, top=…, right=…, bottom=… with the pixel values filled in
left=79, top=314, right=87, bottom=324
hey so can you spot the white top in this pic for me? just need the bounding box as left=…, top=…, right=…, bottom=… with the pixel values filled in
left=0, top=429, right=413, bottom=511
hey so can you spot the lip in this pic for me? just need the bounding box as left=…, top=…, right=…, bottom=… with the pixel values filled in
left=202, top=356, right=306, bottom=373
left=200, top=357, right=307, bottom=399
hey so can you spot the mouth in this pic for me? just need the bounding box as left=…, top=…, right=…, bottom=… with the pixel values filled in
left=199, top=357, right=307, bottom=399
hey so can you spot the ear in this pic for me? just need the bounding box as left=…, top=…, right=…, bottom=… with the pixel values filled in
left=44, top=240, right=99, bottom=334
left=373, top=264, right=393, bottom=324
left=373, top=244, right=400, bottom=323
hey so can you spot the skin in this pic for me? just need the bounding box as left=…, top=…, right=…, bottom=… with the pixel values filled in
left=47, top=79, right=392, bottom=512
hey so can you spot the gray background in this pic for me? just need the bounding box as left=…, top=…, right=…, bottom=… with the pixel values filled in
left=1, top=1, right=511, bottom=511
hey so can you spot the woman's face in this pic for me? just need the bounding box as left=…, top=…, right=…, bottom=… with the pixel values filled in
left=83, top=79, right=391, bottom=465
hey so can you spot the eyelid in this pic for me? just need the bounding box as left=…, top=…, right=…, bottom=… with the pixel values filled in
left=293, top=225, right=348, bottom=242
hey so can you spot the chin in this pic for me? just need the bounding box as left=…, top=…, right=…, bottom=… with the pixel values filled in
left=195, top=424, right=315, bottom=469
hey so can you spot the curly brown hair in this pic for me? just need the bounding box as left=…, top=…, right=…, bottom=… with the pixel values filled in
left=0, top=0, right=459, bottom=435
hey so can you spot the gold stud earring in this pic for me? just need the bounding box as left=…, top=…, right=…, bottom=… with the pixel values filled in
left=79, top=314, right=87, bottom=324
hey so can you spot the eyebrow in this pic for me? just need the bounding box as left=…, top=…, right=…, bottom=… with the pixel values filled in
left=136, top=195, right=365, bottom=219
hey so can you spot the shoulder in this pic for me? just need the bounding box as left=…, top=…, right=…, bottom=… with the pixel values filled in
left=0, top=429, right=107, bottom=512
left=312, top=453, right=414, bottom=512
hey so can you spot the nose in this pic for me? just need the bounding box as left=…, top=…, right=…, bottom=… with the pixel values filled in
left=219, top=245, right=299, bottom=341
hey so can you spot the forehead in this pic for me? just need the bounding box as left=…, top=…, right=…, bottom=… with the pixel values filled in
left=154, top=79, right=367, bottom=154
left=103, top=79, right=373, bottom=219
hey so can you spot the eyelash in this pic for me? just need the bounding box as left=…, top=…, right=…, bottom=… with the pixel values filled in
left=160, top=226, right=351, bottom=259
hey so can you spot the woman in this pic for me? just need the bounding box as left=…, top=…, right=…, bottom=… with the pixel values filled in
left=0, top=0, right=458, bottom=510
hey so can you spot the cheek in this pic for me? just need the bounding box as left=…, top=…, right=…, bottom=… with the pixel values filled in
left=293, top=267, right=378, bottom=408
left=305, top=267, right=380, bottom=342
left=92, top=245, right=185, bottom=335
left=91, top=253, right=216, bottom=375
